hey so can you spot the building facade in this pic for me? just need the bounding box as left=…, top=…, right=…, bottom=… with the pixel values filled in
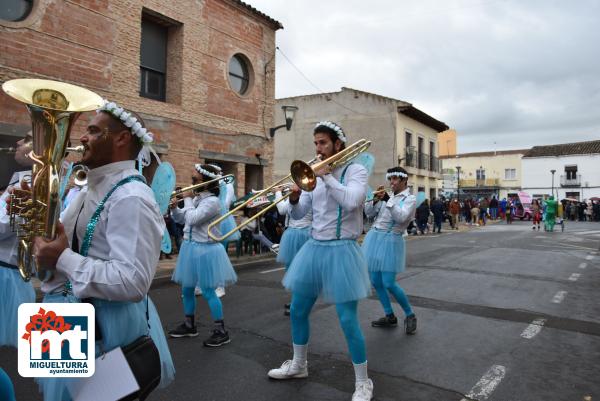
left=438, top=129, right=457, bottom=158
left=273, top=87, right=448, bottom=199
left=0, top=0, right=282, bottom=195
left=521, top=140, right=600, bottom=200
left=440, top=150, right=527, bottom=199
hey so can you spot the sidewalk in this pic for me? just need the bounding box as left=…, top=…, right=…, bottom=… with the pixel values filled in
left=406, top=216, right=504, bottom=240
left=31, top=251, right=277, bottom=297
left=152, top=251, right=276, bottom=287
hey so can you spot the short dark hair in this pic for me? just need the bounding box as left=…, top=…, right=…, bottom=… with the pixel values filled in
left=199, top=164, right=221, bottom=197
left=314, top=123, right=346, bottom=150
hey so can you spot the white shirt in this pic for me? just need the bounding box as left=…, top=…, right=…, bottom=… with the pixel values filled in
left=364, top=188, right=416, bottom=235
left=291, top=163, right=367, bottom=241
left=42, top=161, right=164, bottom=302
left=171, top=191, right=221, bottom=243
left=275, top=190, right=312, bottom=229
left=0, top=171, right=30, bottom=266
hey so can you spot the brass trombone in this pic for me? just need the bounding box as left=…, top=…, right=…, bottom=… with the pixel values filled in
left=208, top=139, right=371, bottom=241
left=170, top=174, right=235, bottom=202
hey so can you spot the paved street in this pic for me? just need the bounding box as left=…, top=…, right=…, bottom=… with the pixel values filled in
left=3, top=220, right=600, bottom=401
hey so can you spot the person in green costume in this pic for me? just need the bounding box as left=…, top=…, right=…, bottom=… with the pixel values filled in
left=544, top=196, right=558, bottom=232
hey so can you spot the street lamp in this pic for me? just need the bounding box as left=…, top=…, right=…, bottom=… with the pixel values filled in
left=550, top=169, right=556, bottom=198
left=269, top=105, right=299, bottom=138
left=456, top=165, right=461, bottom=200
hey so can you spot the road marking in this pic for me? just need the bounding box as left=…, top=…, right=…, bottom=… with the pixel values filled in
left=468, top=240, right=476, bottom=243
left=579, top=262, right=588, bottom=269
left=568, top=273, right=581, bottom=281
left=586, top=255, right=595, bottom=260
left=552, top=291, right=567, bottom=303
left=520, top=318, right=546, bottom=339
left=573, top=230, right=600, bottom=236
left=460, top=365, right=506, bottom=401
left=259, top=267, right=285, bottom=274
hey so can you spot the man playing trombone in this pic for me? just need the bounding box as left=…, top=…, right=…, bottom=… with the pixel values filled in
left=363, top=166, right=417, bottom=334
left=268, top=121, right=374, bottom=401
left=169, top=164, right=237, bottom=346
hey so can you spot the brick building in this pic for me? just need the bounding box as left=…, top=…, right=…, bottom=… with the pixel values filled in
left=0, top=0, right=282, bottom=195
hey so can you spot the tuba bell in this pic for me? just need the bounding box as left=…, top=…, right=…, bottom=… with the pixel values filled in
left=2, top=79, right=103, bottom=281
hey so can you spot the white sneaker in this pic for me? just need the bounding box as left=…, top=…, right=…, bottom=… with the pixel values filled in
left=352, top=379, right=373, bottom=401
left=215, top=287, right=226, bottom=298
left=270, top=244, right=280, bottom=255
left=194, top=287, right=202, bottom=296
left=267, top=360, right=308, bottom=380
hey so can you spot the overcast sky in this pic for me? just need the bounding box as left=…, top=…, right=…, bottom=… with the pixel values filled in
left=247, top=0, right=600, bottom=153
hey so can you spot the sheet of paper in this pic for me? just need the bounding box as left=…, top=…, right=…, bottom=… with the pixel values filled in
left=67, top=347, right=140, bottom=401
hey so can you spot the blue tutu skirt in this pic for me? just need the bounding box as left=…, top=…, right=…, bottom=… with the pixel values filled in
left=276, top=227, right=311, bottom=268
left=361, top=229, right=406, bottom=273
left=0, top=267, right=36, bottom=347
left=38, top=293, right=175, bottom=400
left=282, top=239, right=370, bottom=304
left=172, top=240, right=237, bottom=289
left=220, top=214, right=241, bottom=243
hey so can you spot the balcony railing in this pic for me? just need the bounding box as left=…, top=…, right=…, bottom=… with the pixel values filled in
left=403, top=148, right=441, bottom=173
left=560, top=174, right=581, bottom=187
left=405, top=149, right=417, bottom=168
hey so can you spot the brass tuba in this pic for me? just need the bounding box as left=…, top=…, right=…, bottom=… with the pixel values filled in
left=2, top=79, right=103, bottom=281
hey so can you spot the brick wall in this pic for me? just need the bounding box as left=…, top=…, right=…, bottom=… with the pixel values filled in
left=0, top=0, right=280, bottom=196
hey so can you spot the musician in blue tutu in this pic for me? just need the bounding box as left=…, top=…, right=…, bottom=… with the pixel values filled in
left=363, top=166, right=417, bottom=334
left=169, top=163, right=237, bottom=346
left=268, top=121, right=374, bottom=401
left=0, top=132, right=36, bottom=401
left=274, top=187, right=312, bottom=316
left=32, top=101, right=175, bottom=400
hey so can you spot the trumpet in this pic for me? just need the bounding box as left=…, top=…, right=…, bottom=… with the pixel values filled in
left=208, top=139, right=371, bottom=241
left=0, top=147, right=16, bottom=153
left=365, top=187, right=392, bottom=203
left=170, top=174, right=234, bottom=204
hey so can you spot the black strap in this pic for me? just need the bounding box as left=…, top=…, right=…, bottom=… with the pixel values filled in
left=0, top=260, right=18, bottom=269
left=71, top=202, right=85, bottom=253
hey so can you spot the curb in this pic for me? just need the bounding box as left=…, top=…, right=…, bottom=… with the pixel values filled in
left=33, top=254, right=277, bottom=299
left=150, top=254, right=276, bottom=289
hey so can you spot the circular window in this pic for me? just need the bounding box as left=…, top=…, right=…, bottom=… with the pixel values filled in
left=228, top=54, right=252, bottom=95
left=0, top=0, right=33, bottom=22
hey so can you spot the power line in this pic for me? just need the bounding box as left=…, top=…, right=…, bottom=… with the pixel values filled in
left=275, top=47, right=395, bottom=118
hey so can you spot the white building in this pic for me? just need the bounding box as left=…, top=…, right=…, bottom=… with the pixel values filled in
left=521, top=140, right=600, bottom=200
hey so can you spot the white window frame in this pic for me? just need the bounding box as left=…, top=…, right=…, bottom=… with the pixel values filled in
left=504, top=168, right=516, bottom=180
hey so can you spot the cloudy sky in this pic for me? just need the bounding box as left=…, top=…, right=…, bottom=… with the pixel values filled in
left=247, top=0, right=600, bottom=153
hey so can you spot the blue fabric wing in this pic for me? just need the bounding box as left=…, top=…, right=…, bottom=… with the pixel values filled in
left=59, top=162, right=74, bottom=203
left=352, top=152, right=375, bottom=177
left=161, top=227, right=172, bottom=253
left=151, top=162, right=176, bottom=215
left=416, top=191, right=426, bottom=207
